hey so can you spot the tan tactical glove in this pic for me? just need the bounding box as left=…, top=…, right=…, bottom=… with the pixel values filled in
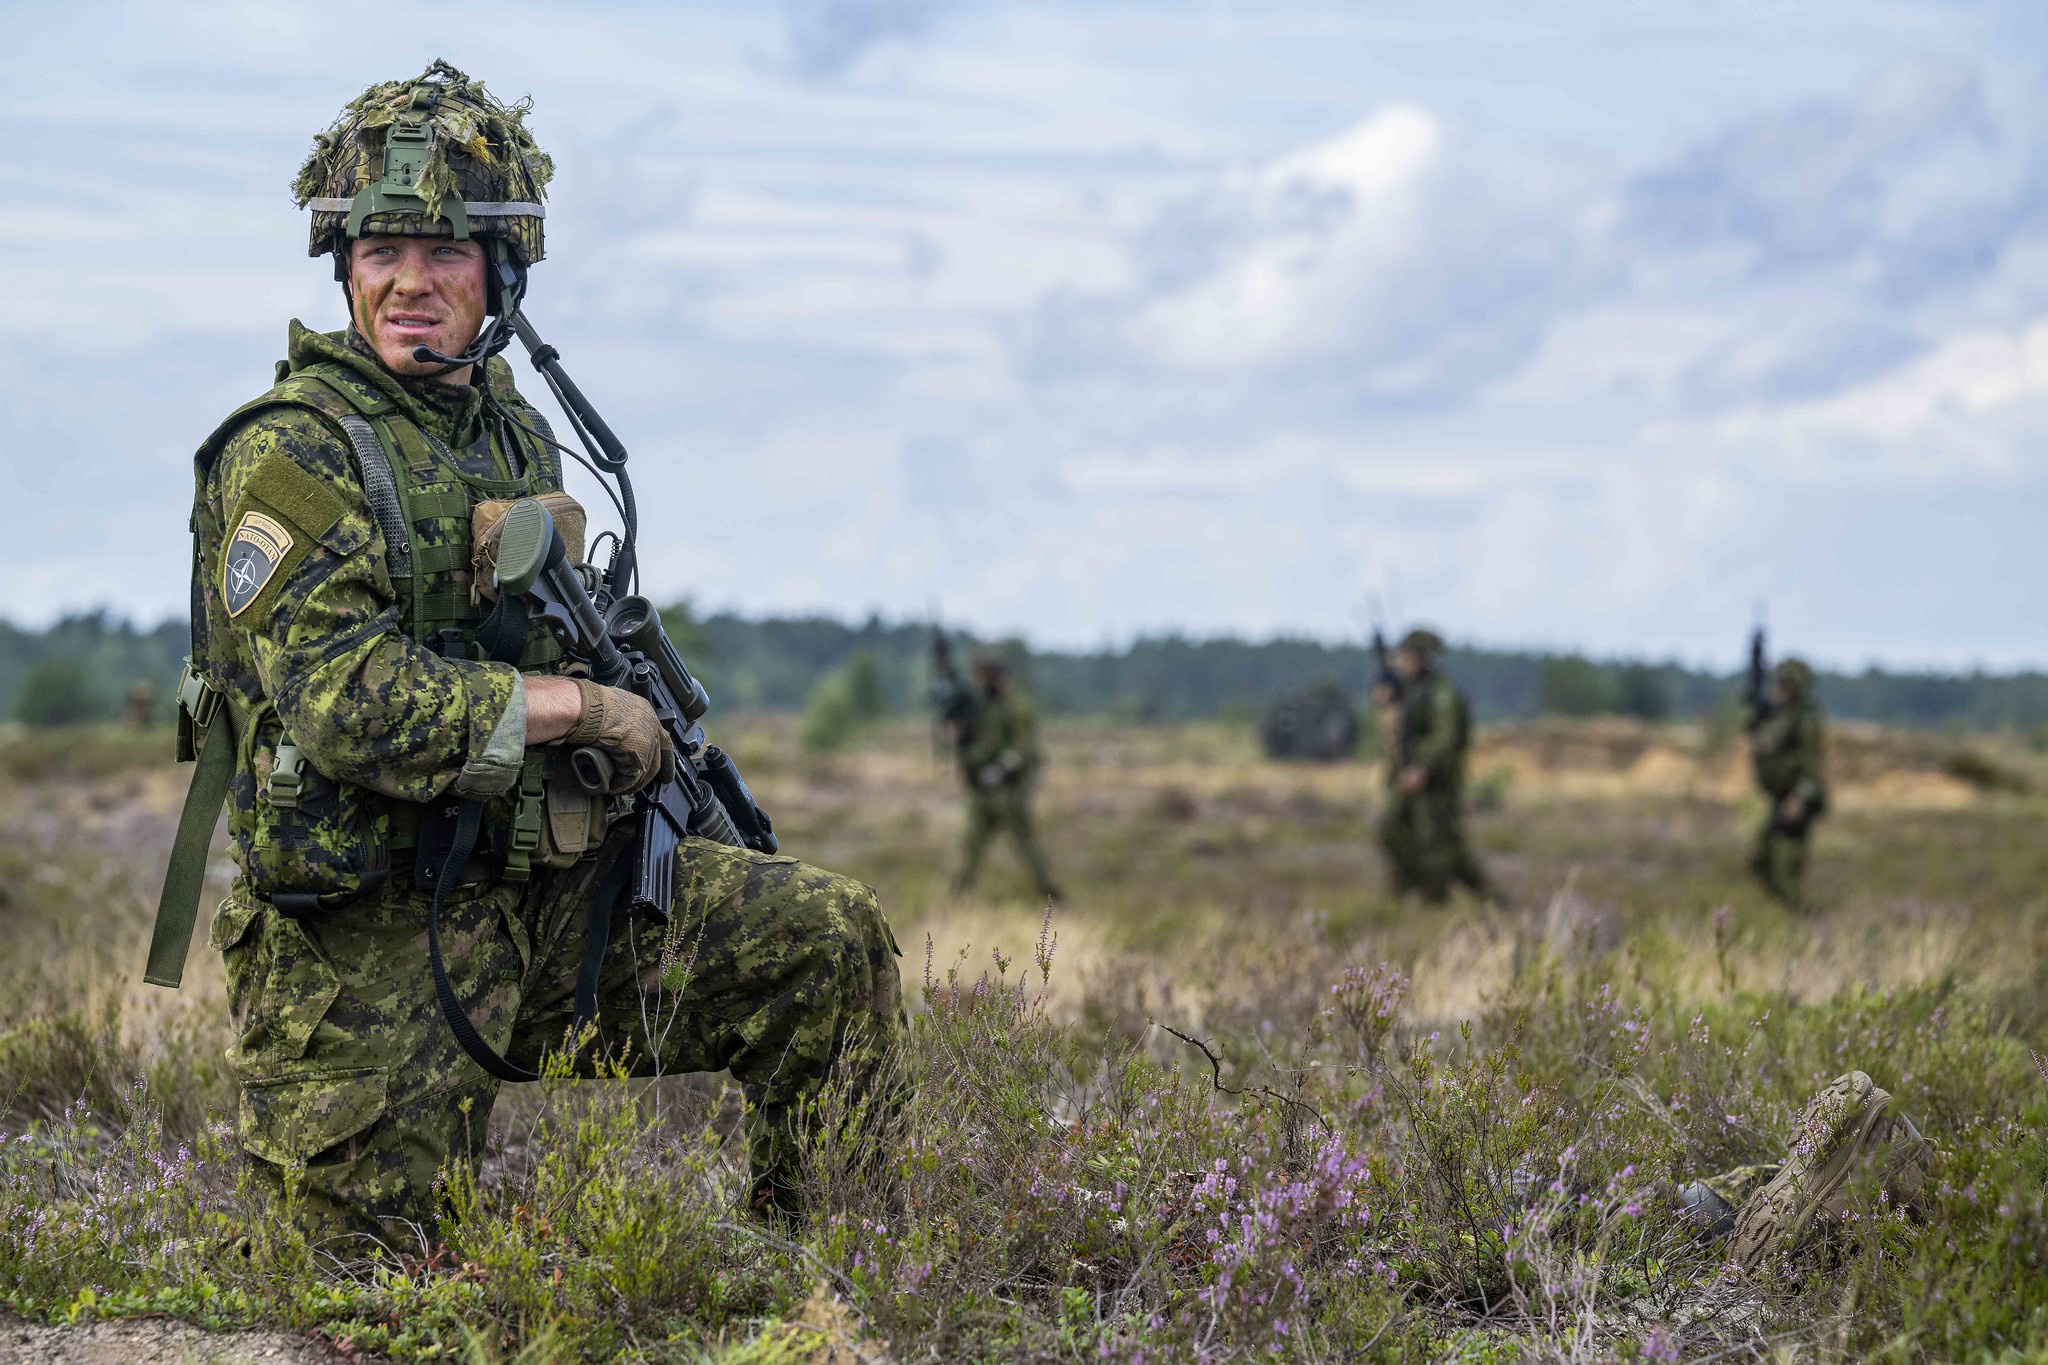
left=561, top=679, right=675, bottom=794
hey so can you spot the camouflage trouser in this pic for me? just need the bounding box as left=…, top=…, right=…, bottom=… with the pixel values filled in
left=954, top=781, right=1060, bottom=899
left=1377, top=786, right=1488, bottom=904
left=1750, top=811, right=1814, bottom=905
left=214, top=829, right=903, bottom=1245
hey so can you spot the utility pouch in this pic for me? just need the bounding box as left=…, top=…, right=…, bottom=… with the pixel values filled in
left=246, top=731, right=391, bottom=915
left=539, top=748, right=612, bottom=869
left=471, top=492, right=587, bottom=605
left=414, top=793, right=507, bottom=890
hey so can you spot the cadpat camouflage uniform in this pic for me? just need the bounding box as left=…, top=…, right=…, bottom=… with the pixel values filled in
left=1748, top=658, right=1827, bottom=905
left=951, top=669, right=1060, bottom=900
left=178, top=64, right=900, bottom=1243
left=1377, top=634, right=1490, bottom=903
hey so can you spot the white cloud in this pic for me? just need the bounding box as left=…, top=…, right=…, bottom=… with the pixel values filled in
left=7, top=2, right=2048, bottom=670
left=1127, top=106, right=1446, bottom=371
left=1658, top=317, right=2048, bottom=483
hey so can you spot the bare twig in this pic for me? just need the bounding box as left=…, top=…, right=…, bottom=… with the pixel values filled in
left=1153, top=1021, right=1332, bottom=1130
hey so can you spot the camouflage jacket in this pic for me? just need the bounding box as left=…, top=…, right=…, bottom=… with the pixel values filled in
left=190, top=322, right=563, bottom=904
left=1393, top=672, right=1472, bottom=792
left=957, top=688, right=1041, bottom=788
left=1750, top=698, right=1827, bottom=808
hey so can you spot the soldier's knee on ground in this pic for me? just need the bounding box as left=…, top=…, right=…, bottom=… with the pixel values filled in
left=717, top=857, right=904, bottom=1082
left=236, top=1066, right=494, bottom=1250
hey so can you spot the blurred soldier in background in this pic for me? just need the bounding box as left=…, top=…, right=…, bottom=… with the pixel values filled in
left=1375, top=629, right=1491, bottom=903
left=1747, top=655, right=1828, bottom=904
left=124, top=679, right=157, bottom=729
left=934, top=642, right=1061, bottom=901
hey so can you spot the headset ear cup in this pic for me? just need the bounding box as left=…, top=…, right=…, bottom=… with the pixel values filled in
left=486, top=240, right=526, bottom=317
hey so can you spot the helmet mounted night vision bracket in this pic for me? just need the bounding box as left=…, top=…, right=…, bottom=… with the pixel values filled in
left=343, top=118, right=470, bottom=243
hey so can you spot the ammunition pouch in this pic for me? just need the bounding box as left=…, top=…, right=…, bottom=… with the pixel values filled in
left=541, top=748, right=614, bottom=867
left=414, top=793, right=507, bottom=890
left=409, top=738, right=614, bottom=893
left=245, top=724, right=391, bottom=915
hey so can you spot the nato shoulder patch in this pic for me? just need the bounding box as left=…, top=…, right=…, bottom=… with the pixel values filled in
left=223, top=510, right=296, bottom=618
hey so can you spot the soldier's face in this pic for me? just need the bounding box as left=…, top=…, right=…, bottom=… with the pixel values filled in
left=1393, top=649, right=1423, bottom=681
left=349, top=235, right=488, bottom=379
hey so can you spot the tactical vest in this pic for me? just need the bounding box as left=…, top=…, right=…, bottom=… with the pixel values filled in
left=188, top=359, right=587, bottom=906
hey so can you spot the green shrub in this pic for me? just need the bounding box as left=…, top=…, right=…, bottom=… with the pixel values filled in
left=1616, top=663, right=1674, bottom=720
left=800, top=650, right=887, bottom=752
left=13, top=660, right=102, bottom=727
left=1539, top=655, right=1619, bottom=717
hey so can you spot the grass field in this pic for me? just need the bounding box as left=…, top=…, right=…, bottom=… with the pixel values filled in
left=0, top=714, right=2045, bottom=1361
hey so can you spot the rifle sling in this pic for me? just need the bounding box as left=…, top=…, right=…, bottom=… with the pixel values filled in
left=428, top=603, right=624, bottom=1084
left=145, top=704, right=236, bottom=989
left=427, top=797, right=631, bottom=1083
left=427, top=800, right=539, bottom=1083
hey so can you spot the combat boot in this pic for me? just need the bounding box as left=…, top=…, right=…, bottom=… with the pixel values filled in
left=1727, top=1070, right=1931, bottom=1270
left=1679, top=1163, right=1779, bottom=1241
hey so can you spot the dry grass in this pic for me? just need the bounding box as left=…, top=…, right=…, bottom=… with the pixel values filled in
left=1, top=714, right=2045, bottom=1360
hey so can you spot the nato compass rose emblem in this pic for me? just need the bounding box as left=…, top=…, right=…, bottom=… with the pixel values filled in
left=223, top=510, right=295, bottom=617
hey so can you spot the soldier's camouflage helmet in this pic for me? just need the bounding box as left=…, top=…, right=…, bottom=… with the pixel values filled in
left=293, top=60, right=553, bottom=268
left=970, top=649, right=1007, bottom=674
left=1399, top=628, right=1447, bottom=659
left=1775, top=658, right=1815, bottom=697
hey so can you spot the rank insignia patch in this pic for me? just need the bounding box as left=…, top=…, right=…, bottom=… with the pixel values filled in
left=223, top=510, right=295, bottom=618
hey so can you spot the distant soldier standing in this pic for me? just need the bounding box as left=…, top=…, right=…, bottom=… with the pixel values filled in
left=124, top=679, right=157, bottom=729
left=1746, top=655, right=1828, bottom=904
left=933, top=636, right=1061, bottom=901
left=1375, top=629, right=1490, bottom=903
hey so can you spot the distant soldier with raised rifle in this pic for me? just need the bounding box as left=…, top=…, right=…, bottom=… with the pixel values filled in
left=148, top=63, right=902, bottom=1243
left=932, top=631, right=1061, bottom=901
left=1375, top=628, right=1492, bottom=903
left=1744, top=623, right=1828, bottom=905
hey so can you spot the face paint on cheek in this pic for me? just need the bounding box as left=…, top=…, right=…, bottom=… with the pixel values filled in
left=444, top=264, right=488, bottom=340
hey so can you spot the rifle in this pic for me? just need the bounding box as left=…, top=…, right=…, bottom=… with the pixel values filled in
left=496, top=500, right=775, bottom=919
left=408, top=312, right=776, bottom=1086
left=929, top=624, right=975, bottom=730
left=1367, top=596, right=1403, bottom=707
left=1744, top=613, right=1773, bottom=725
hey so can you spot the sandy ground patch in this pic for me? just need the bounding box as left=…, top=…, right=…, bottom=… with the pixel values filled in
left=0, top=1315, right=364, bottom=1365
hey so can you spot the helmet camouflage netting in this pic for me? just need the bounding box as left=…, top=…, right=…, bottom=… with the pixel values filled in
left=294, top=60, right=554, bottom=265
left=1399, top=628, right=1447, bottom=658
left=1775, top=657, right=1815, bottom=695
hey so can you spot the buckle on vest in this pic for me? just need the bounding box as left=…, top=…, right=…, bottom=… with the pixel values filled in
left=177, top=661, right=223, bottom=731
left=268, top=743, right=307, bottom=812
left=504, top=755, right=548, bottom=883
left=175, top=660, right=225, bottom=763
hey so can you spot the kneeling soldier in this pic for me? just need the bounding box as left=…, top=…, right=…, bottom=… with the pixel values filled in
left=152, top=63, right=902, bottom=1244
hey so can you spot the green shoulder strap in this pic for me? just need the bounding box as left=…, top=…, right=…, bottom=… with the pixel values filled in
left=146, top=665, right=235, bottom=989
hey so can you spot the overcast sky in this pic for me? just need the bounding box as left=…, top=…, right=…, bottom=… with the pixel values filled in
left=7, top=0, right=2048, bottom=668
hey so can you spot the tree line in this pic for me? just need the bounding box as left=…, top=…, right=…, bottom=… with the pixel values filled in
left=5, top=608, right=2046, bottom=733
